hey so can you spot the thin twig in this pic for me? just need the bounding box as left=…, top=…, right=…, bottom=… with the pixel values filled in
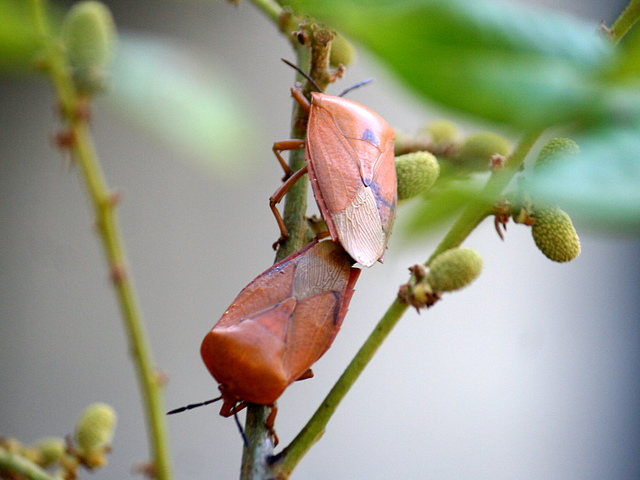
left=0, top=448, right=56, bottom=480
left=610, top=0, right=640, bottom=44
left=27, top=2, right=173, bottom=480
left=239, top=23, right=335, bottom=480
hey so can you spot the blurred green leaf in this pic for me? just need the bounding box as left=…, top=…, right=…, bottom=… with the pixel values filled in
left=0, top=0, right=40, bottom=73
left=291, top=0, right=613, bottom=128
left=108, top=34, right=261, bottom=175
left=402, top=178, right=484, bottom=235
left=529, top=90, right=640, bottom=230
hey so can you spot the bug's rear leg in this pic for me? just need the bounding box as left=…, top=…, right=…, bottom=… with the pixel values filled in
left=269, top=165, right=309, bottom=249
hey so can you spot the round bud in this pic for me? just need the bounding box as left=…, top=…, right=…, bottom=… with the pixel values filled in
left=457, top=131, right=511, bottom=171
left=395, top=151, right=440, bottom=200
left=531, top=205, right=580, bottom=262
left=62, top=1, right=116, bottom=93
left=329, top=33, right=355, bottom=68
left=34, top=437, right=66, bottom=468
left=535, top=137, right=579, bottom=171
left=423, top=120, right=458, bottom=144
left=426, top=247, right=483, bottom=292
left=75, top=402, right=116, bottom=467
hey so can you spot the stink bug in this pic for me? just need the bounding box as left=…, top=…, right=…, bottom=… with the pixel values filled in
left=200, top=239, right=360, bottom=432
left=270, top=60, right=397, bottom=268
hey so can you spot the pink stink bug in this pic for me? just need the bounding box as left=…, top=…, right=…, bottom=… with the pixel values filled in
left=199, top=239, right=360, bottom=438
left=270, top=60, right=397, bottom=268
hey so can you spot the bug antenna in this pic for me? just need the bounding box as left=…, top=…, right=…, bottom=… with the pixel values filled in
left=281, top=58, right=322, bottom=93
left=232, top=404, right=250, bottom=449
left=338, top=78, right=374, bottom=98
left=166, top=396, right=222, bottom=415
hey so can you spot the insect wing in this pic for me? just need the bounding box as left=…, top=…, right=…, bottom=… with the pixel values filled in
left=283, top=240, right=360, bottom=382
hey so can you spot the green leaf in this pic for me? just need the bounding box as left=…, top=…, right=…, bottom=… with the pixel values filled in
left=528, top=92, right=640, bottom=231
left=291, top=0, right=613, bottom=128
left=0, top=0, right=40, bottom=73
left=108, top=34, right=261, bottom=175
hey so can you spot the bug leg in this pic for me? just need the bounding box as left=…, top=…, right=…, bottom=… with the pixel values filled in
left=272, top=140, right=305, bottom=181
left=269, top=165, right=309, bottom=249
left=265, top=405, right=279, bottom=447
left=290, top=87, right=311, bottom=114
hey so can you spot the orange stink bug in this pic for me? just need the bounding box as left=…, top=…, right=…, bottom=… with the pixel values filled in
left=270, top=60, right=397, bottom=268
left=199, top=238, right=360, bottom=433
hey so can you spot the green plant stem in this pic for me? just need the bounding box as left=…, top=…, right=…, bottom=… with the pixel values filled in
left=428, top=128, right=544, bottom=263
left=239, top=3, right=311, bottom=476
left=27, top=2, right=172, bottom=480
left=0, top=448, right=55, bottom=480
left=274, top=45, right=314, bottom=263
left=240, top=24, right=334, bottom=480
left=247, top=0, right=282, bottom=24
left=271, top=128, right=544, bottom=478
left=611, top=0, right=640, bottom=44
left=240, top=38, right=310, bottom=480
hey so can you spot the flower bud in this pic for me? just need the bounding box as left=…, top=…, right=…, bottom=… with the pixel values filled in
left=75, top=402, right=116, bottom=468
left=426, top=247, right=483, bottom=292
left=531, top=205, right=580, bottom=262
left=395, top=151, right=440, bottom=200
left=457, top=131, right=511, bottom=171
left=62, top=1, right=116, bottom=94
left=329, top=33, right=355, bottom=68
left=34, top=437, right=66, bottom=468
left=535, top=138, right=579, bottom=171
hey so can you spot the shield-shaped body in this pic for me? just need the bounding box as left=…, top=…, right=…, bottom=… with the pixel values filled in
left=201, top=239, right=360, bottom=417
left=305, top=92, right=397, bottom=268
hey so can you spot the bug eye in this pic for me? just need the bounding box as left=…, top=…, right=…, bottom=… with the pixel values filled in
left=360, top=128, right=379, bottom=147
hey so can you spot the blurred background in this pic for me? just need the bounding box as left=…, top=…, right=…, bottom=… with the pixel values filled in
left=1, top=1, right=638, bottom=479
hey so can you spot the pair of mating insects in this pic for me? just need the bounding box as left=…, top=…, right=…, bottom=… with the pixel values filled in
left=171, top=61, right=397, bottom=442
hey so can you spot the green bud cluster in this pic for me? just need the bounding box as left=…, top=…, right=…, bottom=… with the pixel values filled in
left=531, top=205, right=581, bottom=262
left=395, top=151, right=440, bottom=201
left=62, top=1, right=116, bottom=94
left=535, top=137, right=579, bottom=171
left=398, top=248, right=483, bottom=311
left=426, top=247, right=483, bottom=292
left=33, top=437, right=66, bottom=468
left=75, top=402, right=117, bottom=468
left=329, top=33, right=355, bottom=68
